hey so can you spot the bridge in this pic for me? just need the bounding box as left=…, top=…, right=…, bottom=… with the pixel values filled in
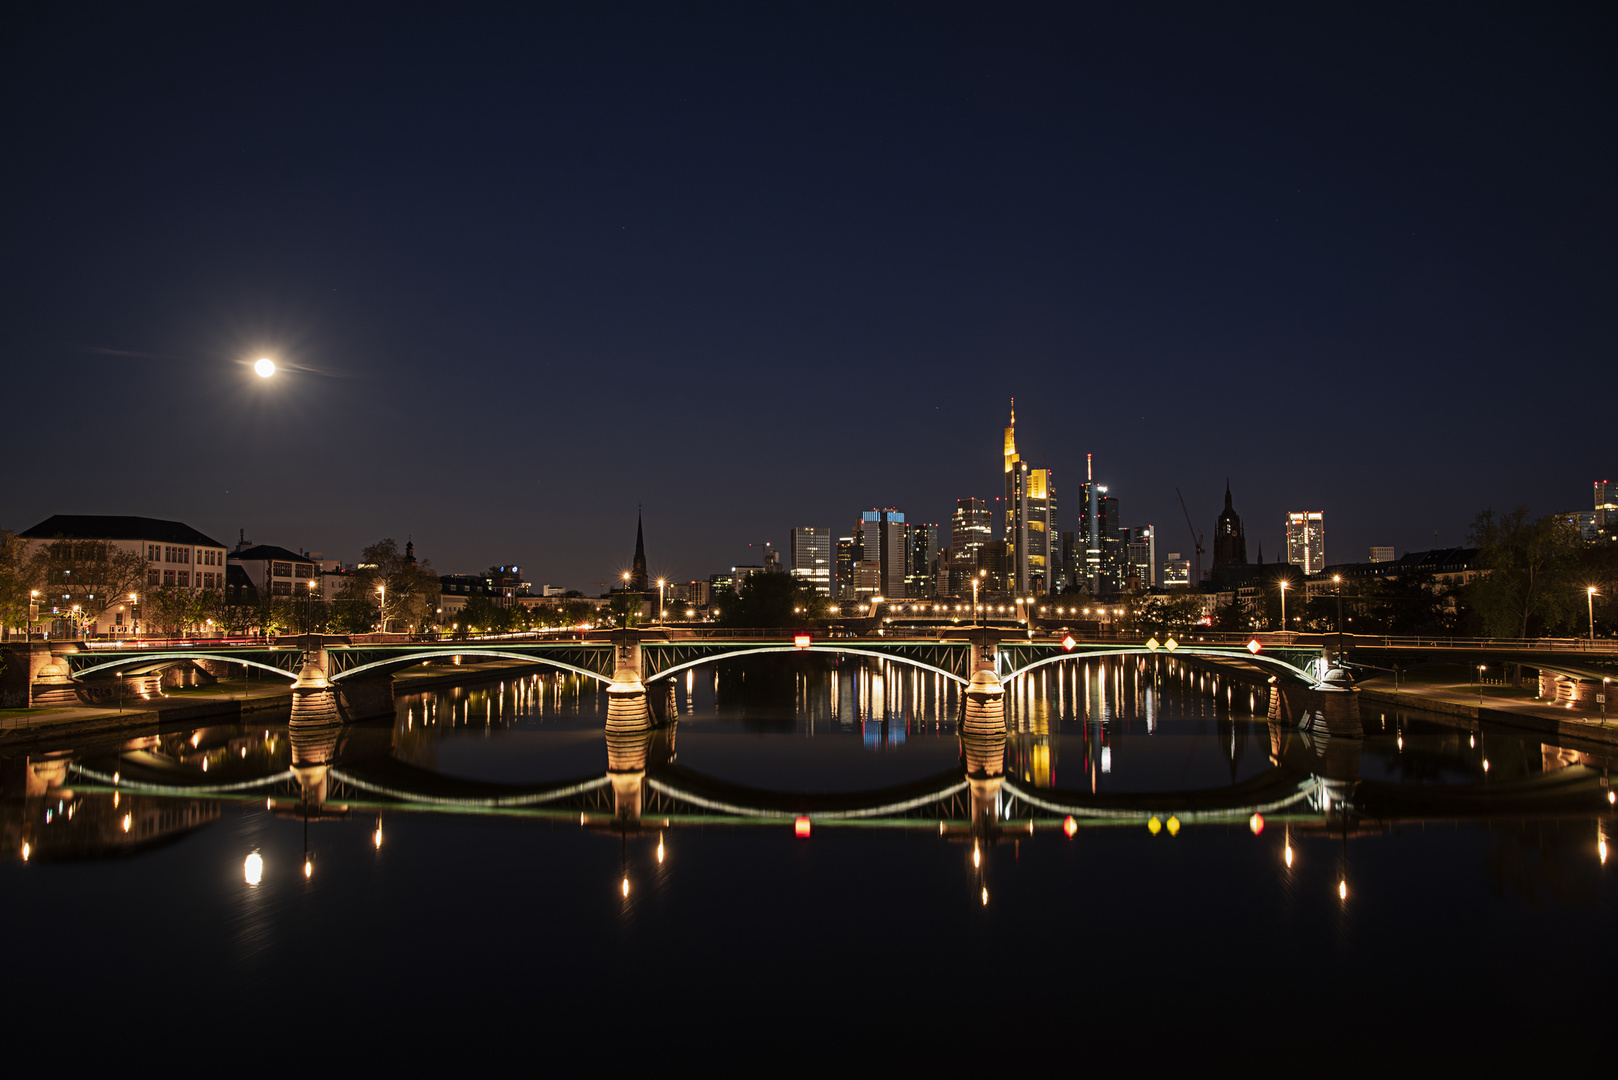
left=43, top=625, right=1617, bottom=739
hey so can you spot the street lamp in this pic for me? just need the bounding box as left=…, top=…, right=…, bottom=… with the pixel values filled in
left=1278, top=579, right=1288, bottom=630
left=129, top=592, right=139, bottom=638
left=657, top=579, right=666, bottom=622
left=1588, top=586, right=1598, bottom=643
left=376, top=584, right=386, bottom=633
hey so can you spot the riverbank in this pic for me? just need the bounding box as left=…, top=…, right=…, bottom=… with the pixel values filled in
left=0, top=659, right=564, bottom=745
left=1357, top=677, right=1618, bottom=747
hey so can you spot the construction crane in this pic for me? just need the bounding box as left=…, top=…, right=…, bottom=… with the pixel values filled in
left=1175, top=487, right=1206, bottom=587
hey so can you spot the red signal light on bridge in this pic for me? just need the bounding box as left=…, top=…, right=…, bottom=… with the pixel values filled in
left=1062, top=635, right=1076, bottom=651
left=794, top=816, right=811, bottom=838
left=794, top=634, right=812, bottom=649
left=1247, top=639, right=1262, bottom=654
left=1063, top=815, right=1077, bottom=837
left=1249, top=812, right=1265, bottom=835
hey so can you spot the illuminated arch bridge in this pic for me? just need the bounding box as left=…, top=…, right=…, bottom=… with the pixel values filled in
left=63, top=634, right=1322, bottom=689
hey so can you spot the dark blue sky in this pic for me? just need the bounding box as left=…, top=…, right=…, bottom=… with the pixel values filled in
left=3, top=3, right=1613, bottom=587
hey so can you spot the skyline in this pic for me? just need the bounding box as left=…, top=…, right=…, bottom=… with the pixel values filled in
left=3, top=5, right=1614, bottom=584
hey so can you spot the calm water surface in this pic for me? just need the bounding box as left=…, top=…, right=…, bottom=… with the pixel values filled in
left=3, top=655, right=1612, bottom=1070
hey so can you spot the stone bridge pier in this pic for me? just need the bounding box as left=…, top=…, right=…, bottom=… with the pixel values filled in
left=961, top=630, right=1008, bottom=833
left=1267, top=679, right=1362, bottom=738
left=606, top=630, right=653, bottom=735
left=290, top=643, right=340, bottom=806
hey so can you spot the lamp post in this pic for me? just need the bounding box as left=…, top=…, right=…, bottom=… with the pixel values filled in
left=1332, top=574, right=1344, bottom=657
left=377, top=583, right=386, bottom=634
left=1588, top=586, right=1598, bottom=643
left=1278, top=579, right=1288, bottom=631
left=1477, top=664, right=1486, bottom=712
left=129, top=592, right=139, bottom=638
left=657, top=579, right=666, bottom=622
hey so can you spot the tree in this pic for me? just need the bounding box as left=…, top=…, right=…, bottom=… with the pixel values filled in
left=338, top=539, right=440, bottom=633
left=26, top=536, right=147, bottom=631
left=717, top=573, right=827, bottom=628
left=0, top=531, right=37, bottom=637
left=1465, top=507, right=1582, bottom=637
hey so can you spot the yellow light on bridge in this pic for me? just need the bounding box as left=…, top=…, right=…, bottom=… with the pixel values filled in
left=1164, top=638, right=1179, bottom=652
left=1165, top=816, right=1180, bottom=836
left=1146, top=637, right=1160, bottom=651
left=1147, top=816, right=1162, bottom=835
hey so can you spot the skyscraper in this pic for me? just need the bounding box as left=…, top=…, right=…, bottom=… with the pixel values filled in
left=1286, top=511, right=1326, bottom=574
left=1126, top=525, right=1156, bottom=587
left=834, top=536, right=856, bottom=600
left=906, top=522, right=939, bottom=598
left=859, top=509, right=907, bottom=600
left=1003, top=401, right=1029, bottom=594
left=1025, top=467, right=1056, bottom=594
left=1077, top=454, right=1102, bottom=592
left=951, top=498, right=993, bottom=563
left=789, top=526, right=831, bottom=596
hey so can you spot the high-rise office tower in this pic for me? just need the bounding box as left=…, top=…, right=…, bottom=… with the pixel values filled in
left=1126, top=525, right=1156, bottom=587
left=952, top=498, right=993, bottom=563
left=1003, top=401, right=1029, bottom=594
left=906, top=522, right=939, bottom=598
left=834, top=536, right=856, bottom=599
left=1076, top=454, right=1102, bottom=592
left=1163, top=552, right=1191, bottom=587
left=1597, top=480, right=1616, bottom=537
left=1097, top=489, right=1124, bottom=593
left=1025, top=467, right=1056, bottom=594
left=1060, top=531, right=1078, bottom=588
left=859, top=509, right=907, bottom=600
left=789, top=527, right=831, bottom=596
left=1286, top=511, right=1326, bottom=574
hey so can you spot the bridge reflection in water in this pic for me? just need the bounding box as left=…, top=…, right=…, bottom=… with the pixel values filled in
left=13, top=653, right=1608, bottom=908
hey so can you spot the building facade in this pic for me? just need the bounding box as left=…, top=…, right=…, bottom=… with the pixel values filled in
left=18, top=515, right=230, bottom=636
left=1286, top=511, right=1326, bottom=574
left=789, top=526, right=832, bottom=596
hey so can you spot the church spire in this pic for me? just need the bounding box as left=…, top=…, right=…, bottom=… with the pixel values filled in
left=631, top=509, right=648, bottom=591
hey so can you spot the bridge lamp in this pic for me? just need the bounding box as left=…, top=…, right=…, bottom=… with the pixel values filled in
left=1588, top=586, right=1599, bottom=642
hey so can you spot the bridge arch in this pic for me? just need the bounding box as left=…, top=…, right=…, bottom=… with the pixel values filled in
left=1003, top=646, right=1316, bottom=685
left=70, top=652, right=298, bottom=683
left=647, top=644, right=970, bottom=686
left=330, top=649, right=613, bottom=685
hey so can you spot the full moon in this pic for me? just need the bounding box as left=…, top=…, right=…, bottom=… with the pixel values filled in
left=254, top=357, right=276, bottom=378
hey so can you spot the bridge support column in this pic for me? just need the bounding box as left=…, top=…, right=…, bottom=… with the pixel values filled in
left=962, top=631, right=1007, bottom=832
left=606, top=629, right=652, bottom=735
left=1269, top=680, right=1362, bottom=738
left=290, top=643, right=340, bottom=806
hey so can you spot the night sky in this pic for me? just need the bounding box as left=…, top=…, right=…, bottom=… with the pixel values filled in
left=3, top=4, right=1613, bottom=588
